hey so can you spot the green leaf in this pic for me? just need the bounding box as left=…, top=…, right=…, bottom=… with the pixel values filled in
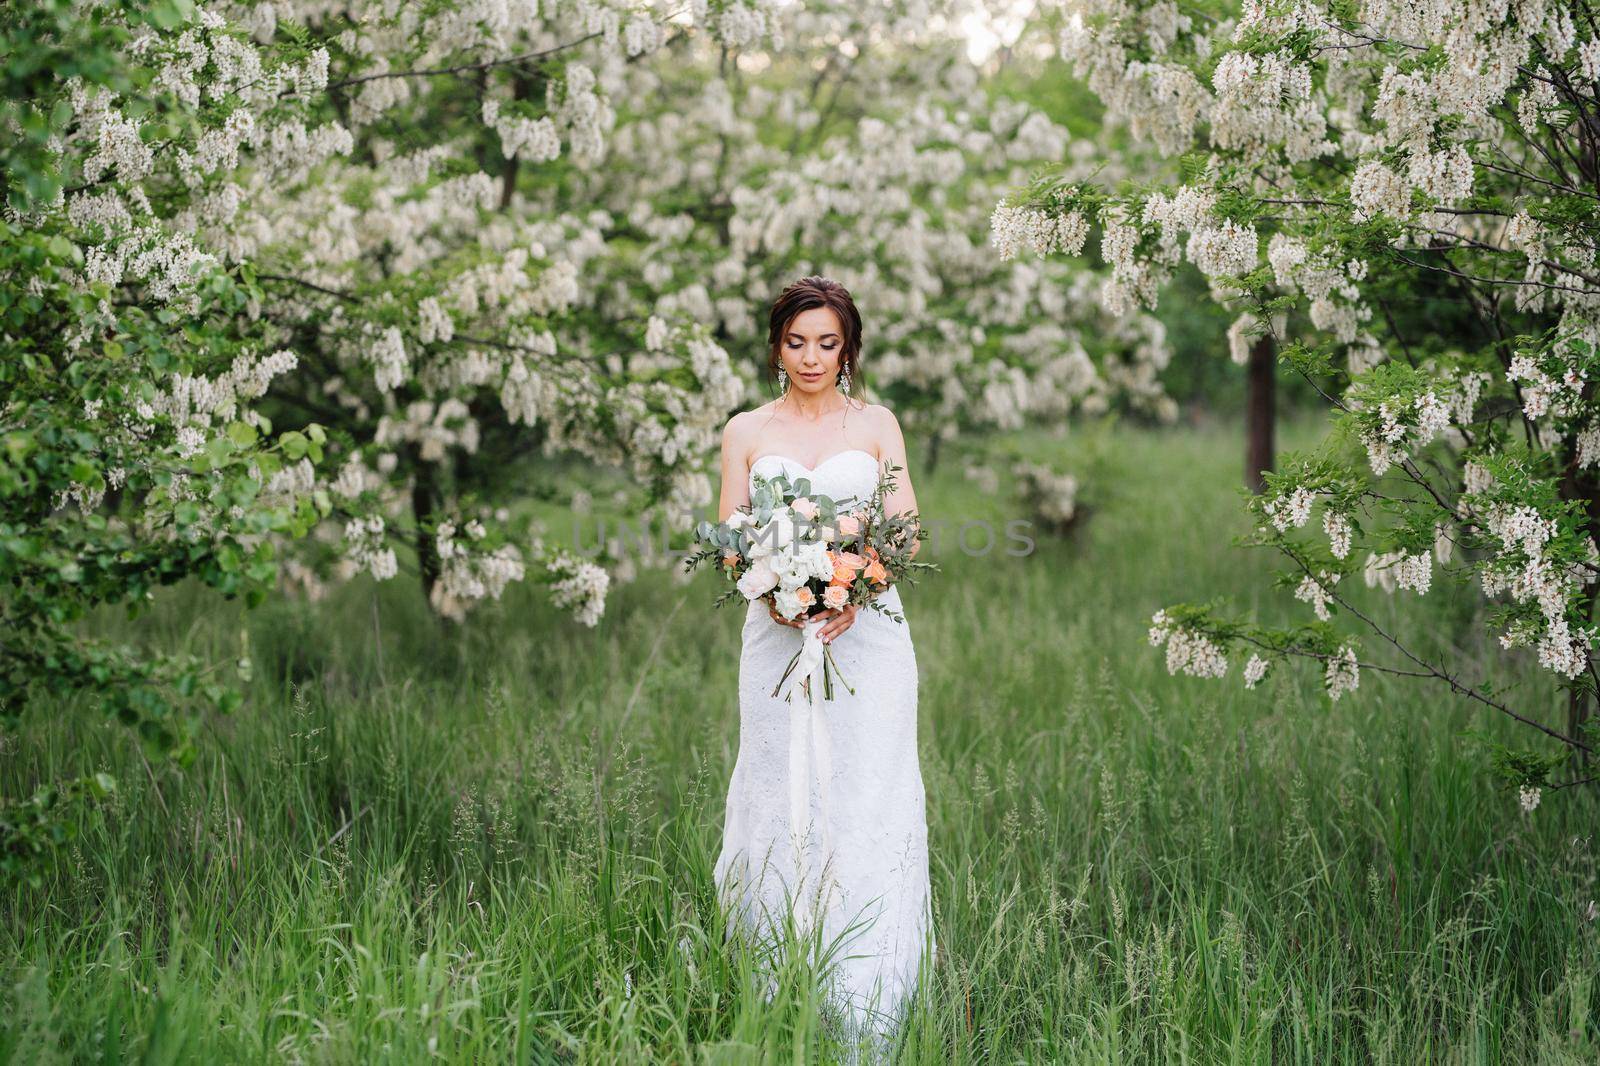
left=147, top=0, right=191, bottom=30
left=204, top=434, right=233, bottom=467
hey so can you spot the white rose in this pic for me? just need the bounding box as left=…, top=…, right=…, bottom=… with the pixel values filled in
left=796, top=540, right=833, bottom=580
left=773, top=587, right=804, bottom=619
left=769, top=549, right=807, bottom=590
left=736, top=560, right=779, bottom=599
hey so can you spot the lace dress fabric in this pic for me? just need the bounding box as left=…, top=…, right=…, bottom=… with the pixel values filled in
left=714, top=449, right=933, bottom=1044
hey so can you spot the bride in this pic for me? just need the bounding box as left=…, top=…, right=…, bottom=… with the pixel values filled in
left=712, top=275, right=933, bottom=1048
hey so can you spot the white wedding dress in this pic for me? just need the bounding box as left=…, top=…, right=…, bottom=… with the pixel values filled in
left=714, top=448, right=933, bottom=1046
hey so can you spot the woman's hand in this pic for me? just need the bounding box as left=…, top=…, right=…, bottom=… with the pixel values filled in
left=816, top=604, right=859, bottom=644
left=767, top=602, right=859, bottom=641
left=767, top=602, right=804, bottom=629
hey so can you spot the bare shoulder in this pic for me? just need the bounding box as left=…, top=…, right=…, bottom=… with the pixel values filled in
left=864, top=401, right=902, bottom=426
left=721, top=403, right=774, bottom=463
left=858, top=402, right=905, bottom=448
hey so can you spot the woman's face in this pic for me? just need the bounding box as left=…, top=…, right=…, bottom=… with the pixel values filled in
left=778, top=306, right=845, bottom=395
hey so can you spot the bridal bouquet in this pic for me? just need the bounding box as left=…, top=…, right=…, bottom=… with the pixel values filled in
left=683, top=462, right=935, bottom=702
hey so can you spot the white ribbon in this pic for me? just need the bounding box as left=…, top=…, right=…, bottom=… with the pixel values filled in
left=777, top=614, right=835, bottom=930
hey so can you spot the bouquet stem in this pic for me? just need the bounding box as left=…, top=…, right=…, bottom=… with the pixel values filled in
left=771, top=623, right=855, bottom=702
left=823, top=646, right=855, bottom=697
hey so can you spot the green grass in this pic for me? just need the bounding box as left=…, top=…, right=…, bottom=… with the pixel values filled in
left=4, top=419, right=1600, bottom=1063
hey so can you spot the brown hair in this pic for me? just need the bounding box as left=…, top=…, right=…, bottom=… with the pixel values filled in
left=766, top=276, right=863, bottom=395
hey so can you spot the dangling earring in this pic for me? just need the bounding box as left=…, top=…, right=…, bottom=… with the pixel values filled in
left=838, top=365, right=851, bottom=396
left=777, top=367, right=789, bottom=392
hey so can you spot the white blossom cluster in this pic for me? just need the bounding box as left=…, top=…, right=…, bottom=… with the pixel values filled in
left=1433, top=522, right=1455, bottom=565
left=1226, top=311, right=1264, bottom=366
left=1363, top=550, right=1432, bottom=596
left=1148, top=610, right=1228, bottom=678
left=139, top=348, right=299, bottom=458
left=1323, top=645, right=1359, bottom=701
left=262, top=457, right=317, bottom=508
left=482, top=98, right=561, bottom=165
left=1358, top=391, right=1452, bottom=477
left=543, top=546, right=611, bottom=628
left=1012, top=461, right=1080, bottom=529
left=989, top=203, right=1090, bottom=262
left=1323, top=509, right=1352, bottom=559
left=705, top=0, right=785, bottom=49
left=1056, top=8, right=1212, bottom=157
left=1508, top=351, right=1586, bottom=422
left=1504, top=210, right=1556, bottom=313
left=1096, top=203, right=1178, bottom=316
left=1476, top=503, right=1597, bottom=678
left=342, top=515, right=399, bottom=582
left=1040, top=0, right=1600, bottom=373
left=1210, top=48, right=1334, bottom=163
left=1185, top=219, right=1259, bottom=280
left=1294, top=570, right=1340, bottom=620
left=1264, top=485, right=1316, bottom=533
left=375, top=399, right=480, bottom=464
left=1265, top=234, right=1376, bottom=364
left=81, top=225, right=216, bottom=307
left=330, top=455, right=384, bottom=501
left=431, top=519, right=527, bottom=624
left=963, top=462, right=1000, bottom=495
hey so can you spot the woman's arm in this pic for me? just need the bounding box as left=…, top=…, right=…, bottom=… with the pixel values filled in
left=721, top=411, right=803, bottom=630
left=717, top=412, right=753, bottom=523
left=875, top=406, right=922, bottom=561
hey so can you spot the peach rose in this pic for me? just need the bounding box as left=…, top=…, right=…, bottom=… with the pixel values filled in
left=790, top=497, right=819, bottom=520
left=829, top=550, right=865, bottom=586
left=836, top=514, right=862, bottom=536
left=794, top=585, right=816, bottom=608
left=823, top=584, right=850, bottom=609
left=721, top=550, right=740, bottom=570
left=864, top=558, right=888, bottom=585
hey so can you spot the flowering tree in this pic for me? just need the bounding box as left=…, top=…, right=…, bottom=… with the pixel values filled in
left=995, top=0, right=1600, bottom=805
left=540, top=0, right=1182, bottom=489
left=225, top=0, right=1181, bottom=618
left=86, top=0, right=1159, bottom=631
left=1, top=0, right=343, bottom=877
left=3, top=0, right=809, bottom=877
left=179, top=0, right=787, bottom=623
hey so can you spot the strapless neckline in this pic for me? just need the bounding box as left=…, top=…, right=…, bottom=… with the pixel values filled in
left=748, top=448, right=878, bottom=475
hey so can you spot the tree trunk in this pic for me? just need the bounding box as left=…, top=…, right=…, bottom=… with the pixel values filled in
left=926, top=431, right=943, bottom=476
left=1560, top=461, right=1600, bottom=764
left=412, top=461, right=441, bottom=604
left=1569, top=689, right=1591, bottom=768
left=498, top=72, right=534, bottom=211
left=499, top=156, right=520, bottom=211
left=1245, top=333, right=1276, bottom=493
